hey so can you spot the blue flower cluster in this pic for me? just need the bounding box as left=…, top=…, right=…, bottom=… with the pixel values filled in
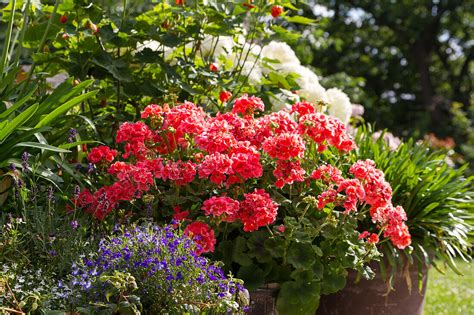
left=69, top=224, right=248, bottom=313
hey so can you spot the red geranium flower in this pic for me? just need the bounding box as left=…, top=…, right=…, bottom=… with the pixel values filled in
left=184, top=222, right=216, bottom=255
left=87, top=146, right=117, bottom=164
left=239, top=189, right=278, bottom=232
left=271, top=5, right=283, bottom=18
left=219, top=90, right=232, bottom=103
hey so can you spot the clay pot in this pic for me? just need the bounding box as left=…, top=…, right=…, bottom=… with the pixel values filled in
left=317, top=264, right=428, bottom=315
left=248, top=283, right=280, bottom=315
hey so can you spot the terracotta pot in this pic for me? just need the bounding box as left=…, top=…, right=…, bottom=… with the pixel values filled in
left=248, top=283, right=280, bottom=315
left=317, top=264, right=428, bottom=315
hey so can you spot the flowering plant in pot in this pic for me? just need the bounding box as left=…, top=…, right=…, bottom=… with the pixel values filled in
left=76, top=97, right=411, bottom=314
left=353, top=127, right=472, bottom=276
left=316, top=126, right=473, bottom=315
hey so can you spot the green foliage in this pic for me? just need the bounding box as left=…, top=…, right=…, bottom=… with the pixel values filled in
left=76, top=272, right=142, bottom=315
left=352, top=125, right=473, bottom=285
left=8, top=0, right=306, bottom=143
left=292, top=1, right=473, bottom=173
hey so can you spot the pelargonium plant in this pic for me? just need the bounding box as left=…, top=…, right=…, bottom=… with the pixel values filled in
left=76, top=96, right=411, bottom=314
left=66, top=224, right=248, bottom=314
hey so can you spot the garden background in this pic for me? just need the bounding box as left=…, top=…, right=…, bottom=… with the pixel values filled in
left=0, top=1, right=472, bottom=314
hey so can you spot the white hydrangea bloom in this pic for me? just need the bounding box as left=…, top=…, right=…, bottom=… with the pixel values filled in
left=269, top=89, right=301, bottom=111
left=261, top=41, right=300, bottom=72
left=326, top=88, right=352, bottom=124
left=199, top=35, right=235, bottom=58
left=278, top=63, right=320, bottom=87
left=240, top=60, right=263, bottom=85
left=300, top=82, right=329, bottom=105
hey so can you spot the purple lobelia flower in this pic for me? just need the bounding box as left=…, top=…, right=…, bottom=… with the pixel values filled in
left=68, top=223, right=248, bottom=313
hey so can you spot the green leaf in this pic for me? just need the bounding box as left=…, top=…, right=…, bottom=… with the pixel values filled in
left=264, top=237, right=286, bottom=258
left=237, top=265, right=266, bottom=290
left=287, top=242, right=315, bottom=270
left=0, top=103, right=38, bottom=142
left=35, top=90, right=98, bottom=128
left=59, top=140, right=99, bottom=149
left=13, top=142, right=71, bottom=153
left=232, top=236, right=252, bottom=266
left=321, top=269, right=347, bottom=295
left=276, top=279, right=320, bottom=315
left=37, top=79, right=94, bottom=118
left=284, top=15, right=316, bottom=25
left=0, top=86, right=37, bottom=119
left=247, top=230, right=273, bottom=263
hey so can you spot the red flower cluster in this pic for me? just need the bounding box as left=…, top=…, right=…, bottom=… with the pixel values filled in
left=78, top=97, right=410, bottom=252
left=239, top=189, right=279, bottom=232
left=140, top=104, right=167, bottom=119
left=262, top=132, right=305, bottom=160
left=291, top=101, right=316, bottom=117
left=87, top=146, right=117, bottom=164
left=311, top=164, right=343, bottom=185
left=232, top=94, right=265, bottom=116
left=116, top=122, right=154, bottom=158
left=184, top=222, right=216, bottom=255
left=273, top=160, right=305, bottom=188
left=299, top=113, right=355, bottom=152
left=350, top=160, right=411, bottom=249
left=314, top=159, right=411, bottom=249
left=359, top=231, right=379, bottom=244
left=202, top=196, right=240, bottom=222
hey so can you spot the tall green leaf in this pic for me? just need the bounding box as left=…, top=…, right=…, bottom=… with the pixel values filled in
left=0, top=103, right=38, bottom=143
left=35, top=90, right=98, bottom=128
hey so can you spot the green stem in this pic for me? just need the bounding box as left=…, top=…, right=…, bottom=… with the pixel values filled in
left=20, top=0, right=61, bottom=96
left=298, top=203, right=311, bottom=224
left=0, top=0, right=17, bottom=78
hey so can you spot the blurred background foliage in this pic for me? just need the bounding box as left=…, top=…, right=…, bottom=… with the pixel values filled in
left=292, top=0, right=473, bottom=171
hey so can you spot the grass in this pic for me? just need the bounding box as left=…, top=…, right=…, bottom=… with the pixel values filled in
left=424, top=260, right=474, bottom=315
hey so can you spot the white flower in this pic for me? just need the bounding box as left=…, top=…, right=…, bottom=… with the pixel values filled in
left=199, top=35, right=235, bottom=58
left=269, top=89, right=301, bottom=112
left=240, top=60, right=263, bottom=85
left=261, top=41, right=300, bottom=72
left=326, top=88, right=352, bottom=124
left=273, top=63, right=328, bottom=104
left=300, top=82, right=329, bottom=105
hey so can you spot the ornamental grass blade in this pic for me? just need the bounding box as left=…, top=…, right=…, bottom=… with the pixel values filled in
left=13, top=142, right=71, bottom=153
left=0, top=103, right=38, bottom=143
left=0, top=85, right=37, bottom=119
left=35, top=90, right=98, bottom=128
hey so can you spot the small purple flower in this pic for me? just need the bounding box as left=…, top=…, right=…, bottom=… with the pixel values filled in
left=87, top=163, right=95, bottom=174
left=47, top=186, right=55, bottom=202
left=68, top=128, right=77, bottom=143
left=21, top=152, right=29, bottom=171
left=49, top=250, right=57, bottom=256
left=8, top=163, right=15, bottom=171
left=74, top=185, right=81, bottom=199
left=71, top=220, right=78, bottom=229
left=15, top=178, right=24, bottom=189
